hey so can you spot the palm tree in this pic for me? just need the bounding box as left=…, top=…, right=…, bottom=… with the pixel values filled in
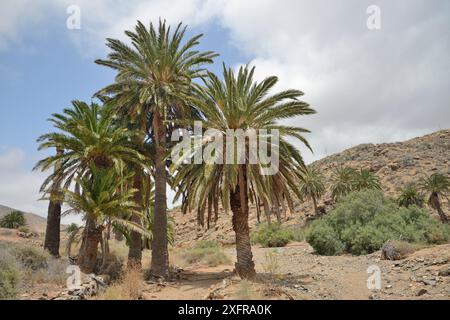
left=35, top=101, right=146, bottom=262
left=172, top=65, right=315, bottom=279
left=63, top=167, right=149, bottom=273
left=43, top=147, right=63, bottom=257
left=95, top=20, right=217, bottom=277
left=299, top=167, right=326, bottom=215
left=419, top=173, right=450, bottom=223
left=397, top=183, right=424, bottom=208
left=330, top=167, right=356, bottom=202
left=353, top=168, right=381, bottom=191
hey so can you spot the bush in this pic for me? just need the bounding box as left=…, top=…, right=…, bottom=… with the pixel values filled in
left=0, top=245, right=20, bottom=299
left=251, top=223, right=293, bottom=247
left=306, top=190, right=450, bottom=255
left=0, top=211, right=26, bottom=229
left=179, top=240, right=230, bottom=267
left=12, top=245, right=48, bottom=270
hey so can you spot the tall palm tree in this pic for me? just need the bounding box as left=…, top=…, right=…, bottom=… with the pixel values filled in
left=172, top=65, right=315, bottom=279
left=63, top=167, right=149, bottom=273
left=35, top=101, right=146, bottom=263
left=419, top=173, right=450, bottom=223
left=43, top=147, right=64, bottom=257
left=330, top=167, right=356, bottom=202
left=299, top=167, right=326, bottom=215
left=95, top=20, right=217, bottom=277
left=353, top=168, right=381, bottom=191
left=397, top=183, right=424, bottom=208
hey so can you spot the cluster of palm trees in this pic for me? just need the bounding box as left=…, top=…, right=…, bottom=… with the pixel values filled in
left=299, top=167, right=381, bottom=215
left=34, top=20, right=315, bottom=279
left=397, top=173, right=450, bottom=223
left=299, top=165, right=449, bottom=223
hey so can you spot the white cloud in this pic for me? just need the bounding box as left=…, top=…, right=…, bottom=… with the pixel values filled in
left=1, top=0, right=449, bottom=160
left=0, top=148, right=80, bottom=224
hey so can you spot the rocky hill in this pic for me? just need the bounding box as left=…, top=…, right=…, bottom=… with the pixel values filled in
left=171, top=129, right=450, bottom=246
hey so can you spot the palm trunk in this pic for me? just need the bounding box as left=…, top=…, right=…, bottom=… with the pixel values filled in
left=263, top=199, right=272, bottom=225
left=312, top=196, right=319, bottom=215
left=150, top=111, right=169, bottom=278
left=128, top=171, right=143, bottom=268
left=430, top=193, right=449, bottom=223
left=78, top=216, right=103, bottom=274
left=230, top=165, right=256, bottom=280
left=44, top=148, right=64, bottom=257
left=101, top=222, right=111, bottom=270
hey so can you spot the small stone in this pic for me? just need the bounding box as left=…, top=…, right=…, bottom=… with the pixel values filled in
left=422, top=279, right=436, bottom=286
left=385, top=285, right=392, bottom=289
left=416, top=288, right=428, bottom=296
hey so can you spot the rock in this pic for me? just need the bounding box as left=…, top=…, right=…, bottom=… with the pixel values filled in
left=438, top=267, right=450, bottom=277
left=422, top=279, right=436, bottom=286
left=416, top=288, right=428, bottom=296
left=381, top=241, right=411, bottom=260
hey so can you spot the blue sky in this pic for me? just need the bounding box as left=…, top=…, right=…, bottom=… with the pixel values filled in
left=0, top=0, right=449, bottom=221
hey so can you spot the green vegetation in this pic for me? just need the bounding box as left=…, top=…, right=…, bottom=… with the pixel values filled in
left=397, top=183, right=424, bottom=208
left=179, top=240, right=230, bottom=267
left=419, top=172, right=450, bottom=223
left=331, top=167, right=357, bottom=201
left=299, top=167, right=326, bottom=215
left=0, top=244, right=20, bottom=299
left=0, top=211, right=26, bottom=229
left=251, top=223, right=293, bottom=248
left=0, top=241, right=69, bottom=299
left=306, top=190, right=450, bottom=256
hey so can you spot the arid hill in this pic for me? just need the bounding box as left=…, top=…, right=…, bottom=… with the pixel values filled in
left=171, top=129, right=450, bottom=246
left=0, top=204, right=48, bottom=233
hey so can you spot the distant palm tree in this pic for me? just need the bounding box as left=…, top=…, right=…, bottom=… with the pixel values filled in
left=330, top=167, right=356, bottom=202
left=172, top=65, right=315, bottom=279
left=35, top=101, right=146, bottom=262
left=353, top=169, right=381, bottom=191
left=419, top=173, right=449, bottom=223
left=63, top=167, right=150, bottom=273
left=397, top=183, right=424, bottom=208
left=299, top=167, right=326, bottom=215
left=95, top=20, right=217, bottom=277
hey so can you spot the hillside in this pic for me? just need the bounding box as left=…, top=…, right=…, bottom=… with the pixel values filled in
left=171, top=129, right=450, bottom=246
left=0, top=204, right=48, bottom=233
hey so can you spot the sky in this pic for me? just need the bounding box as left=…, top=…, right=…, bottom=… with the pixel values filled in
left=0, top=0, right=449, bottom=223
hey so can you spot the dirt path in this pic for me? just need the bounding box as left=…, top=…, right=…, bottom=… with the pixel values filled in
left=142, top=242, right=450, bottom=300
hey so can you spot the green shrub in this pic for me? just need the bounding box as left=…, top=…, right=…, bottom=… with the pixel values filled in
left=306, top=190, right=450, bottom=255
left=251, top=223, right=293, bottom=247
left=12, top=245, right=48, bottom=270
left=0, top=243, right=20, bottom=299
left=179, top=241, right=230, bottom=267
left=0, top=211, right=26, bottom=229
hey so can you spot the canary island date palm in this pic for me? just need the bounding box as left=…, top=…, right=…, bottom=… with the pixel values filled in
left=171, top=65, right=315, bottom=279
left=63, top=167, right=150, bottom=273
left=397, top=183, right=424, bottom=208
left=94, top=20, right=217, bottom=277
left=330, top=167, right=356, bottom=202
left=34, top=100, right=146, bottom=260
left=419, top=173, right=450, bottom=223
left=353, top=168, right=381, bottom=191
left=299, top=167, right=326, bottom=215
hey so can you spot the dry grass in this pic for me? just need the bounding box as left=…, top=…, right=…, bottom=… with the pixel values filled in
left=261, top=250, right=281, bottom=279
left=235, top=280, right=262, bottom=300
left=96, top=268, right=143, bottom=300
left=177, top=240, right=231, bottom=267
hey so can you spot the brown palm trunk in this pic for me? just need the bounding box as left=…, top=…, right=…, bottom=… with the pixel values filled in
left=78, top=216, right=103, bottom=274
left=128, top=171, right=143, bottom=268
left=430, top=193, right=449, bottom=223
left=230, top=165, right=256, bottom=280
left=44, top=148, right=64, bottom=257
left=312, top=196, right=318, bottom=215
left=150, top=111, right=169, bottom=278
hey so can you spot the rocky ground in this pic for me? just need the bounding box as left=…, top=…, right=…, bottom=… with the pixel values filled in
left=140, top=242, right=450, bottom=300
